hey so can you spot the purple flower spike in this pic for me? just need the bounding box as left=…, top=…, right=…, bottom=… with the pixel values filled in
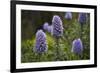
left=65, top=12, right=72, bottom=20
left=52, top=15, right=63, bottom=37
left=72, top=38, right=83, bottom=55
left=78, top=13, right=87, bottom=24
left=43, top=22, right=49, bottom=31
left=34, top=30, right=48, bottom=53
left=47, top=25, right=53, bottom=33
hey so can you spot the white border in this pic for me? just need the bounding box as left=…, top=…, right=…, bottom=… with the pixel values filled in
left=16, top=4, right=94, bottom=69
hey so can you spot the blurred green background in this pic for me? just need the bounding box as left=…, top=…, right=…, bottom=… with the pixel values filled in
left=21, top=10, right=90, bottom=63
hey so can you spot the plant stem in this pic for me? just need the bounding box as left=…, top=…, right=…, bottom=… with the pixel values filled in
left=37, top=53, right=41, bottom=62
left=80, top=24, right=83, bottom=39
left=55, top=37, right=60, bottom=61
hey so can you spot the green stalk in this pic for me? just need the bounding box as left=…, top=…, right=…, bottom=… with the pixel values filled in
left=55, top=37, right=60, bottom=61
left=37, top=53, right=42, bottom=62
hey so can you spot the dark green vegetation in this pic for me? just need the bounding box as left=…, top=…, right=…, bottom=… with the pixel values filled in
left=21, top=10, right=90, bottom=63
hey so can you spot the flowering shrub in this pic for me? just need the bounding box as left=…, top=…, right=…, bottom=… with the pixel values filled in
left=21, top=11, right=90, bottom=62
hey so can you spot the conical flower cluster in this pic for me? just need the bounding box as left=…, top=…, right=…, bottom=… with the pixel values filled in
left=52, top=15, right=63, bottom=37
left=78, top=13, right=87, bottom=24
left=65, top=12, right=72, bottom=20
left=72, top=38, right=83, bottom=55
left=34, top=30, right=48, bottom=53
